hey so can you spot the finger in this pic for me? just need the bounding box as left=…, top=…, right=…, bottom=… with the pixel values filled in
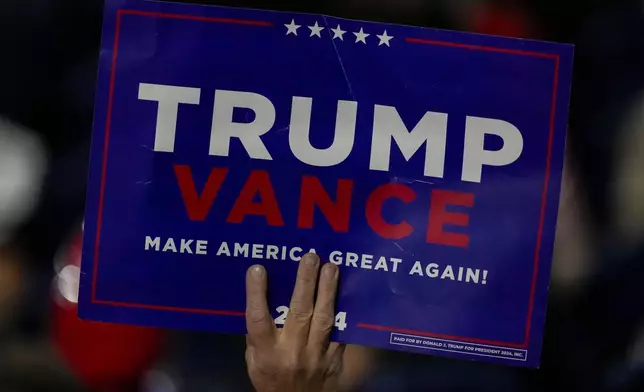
left=244, top=338, right=255, bottom=365
left=309, top=263, right=339, bottom=349
left=327, top=342, right=346, bottom=359
left=283, top=253, right=320, bottom=345
left=245, top=265, right=276, bottom=347
left=325, top=343, right=346, bottom=376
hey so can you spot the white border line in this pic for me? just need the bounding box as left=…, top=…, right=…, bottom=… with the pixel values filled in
left=389, top=333, right=528, bottom=362
left=391, top=332, right=529, bottom=352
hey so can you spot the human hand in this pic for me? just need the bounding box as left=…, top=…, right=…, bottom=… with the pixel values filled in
left=245, top=253, right=345, bottom=392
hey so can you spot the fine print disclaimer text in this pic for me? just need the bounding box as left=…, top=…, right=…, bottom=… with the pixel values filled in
left=390, top=333, right=527, bottom=361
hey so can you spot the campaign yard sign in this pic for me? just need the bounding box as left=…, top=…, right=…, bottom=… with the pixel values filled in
left=79, top=0, right=573, bottom=367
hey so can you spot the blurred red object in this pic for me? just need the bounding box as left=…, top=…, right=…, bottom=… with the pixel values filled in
left=469, top=3, right=536, bottom=39
left=51, top=225, right=166, bottom=390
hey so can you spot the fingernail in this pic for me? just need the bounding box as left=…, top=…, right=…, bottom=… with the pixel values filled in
left=250, top=265, right=265, bottom=278
left=303, top=253, right=319, bottom=267
left=324, top=263, right=338, bottom=279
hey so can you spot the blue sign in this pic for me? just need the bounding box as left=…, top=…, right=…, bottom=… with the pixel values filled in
left=79, top=0, right=573, bottom=367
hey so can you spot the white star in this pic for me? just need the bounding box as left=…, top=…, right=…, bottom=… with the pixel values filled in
left=331, top=24, right=346, bottom=40
left=377, top=30, right=394, bottom=47
left=284, top=19, right=301, bottom=36
left=308, top=21, right=325, bottom=38
left=354, top=28, right=369, bottom=44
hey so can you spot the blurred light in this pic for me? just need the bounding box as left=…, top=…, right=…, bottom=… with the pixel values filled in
left=143, top=369, right=177, bottom=392
left=0, top=117, right=47, bottom=245
left=56, top=264, right=81, bottom=304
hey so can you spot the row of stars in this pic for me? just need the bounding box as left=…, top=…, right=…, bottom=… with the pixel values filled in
left=284, top=19, right=394, bottom=47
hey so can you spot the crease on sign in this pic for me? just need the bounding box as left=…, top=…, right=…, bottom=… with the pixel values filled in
left=390, top=176, right=436, bottom=185
left=322, top=15, right=355, bottom=100
left=392, top=239, right=415, bottom=258
left=387, top=240, right=414, bottom=298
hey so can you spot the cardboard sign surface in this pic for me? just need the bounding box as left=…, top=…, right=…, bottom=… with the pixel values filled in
left=79, top=0, right=574, bottom=367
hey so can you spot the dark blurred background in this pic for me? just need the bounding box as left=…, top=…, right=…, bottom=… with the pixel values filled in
left=1, top=0, right=644, bottom=391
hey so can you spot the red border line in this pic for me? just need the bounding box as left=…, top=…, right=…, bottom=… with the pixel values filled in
left=91, top=9, right=562, bottom=349
left=523, top=55, right=560, bottom=345
left=120, top=9, right=274, bottom=27
left=405, top=37, right=559, bottom=59
left=94, top=300, right=245, bottom=317
left=92, top=9, right=123, bottom=303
